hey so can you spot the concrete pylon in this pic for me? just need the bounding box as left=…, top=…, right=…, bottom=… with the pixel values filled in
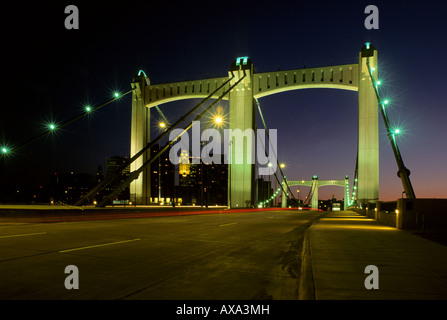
left=344, top=175, right=349, bottom=210
left=281, top=178, right=287, bottom=208
left=130, top=73, right=151, bottom=205
left=358, top=43, right=379, bottom=206
left=227, top=57, right=255, bottom=208
left=311, top=175, right=319, bottom=210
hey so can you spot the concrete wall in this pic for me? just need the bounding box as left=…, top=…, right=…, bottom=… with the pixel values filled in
left=376, top=211, right=397, bottom=228
left=369, top=199, right=447, bottom=232
left=396, top=198, right=447, bottom=231
left=374, top=201, right=397, bottom=227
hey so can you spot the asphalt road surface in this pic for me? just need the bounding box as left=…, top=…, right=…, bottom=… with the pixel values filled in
left=0, top=209, right=324, bottom=300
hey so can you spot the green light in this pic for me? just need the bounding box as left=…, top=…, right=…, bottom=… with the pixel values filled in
left=1, top=147, right=8, bottom=154
left=236, top=56, right=249, bottom=66
left=383, top=99, right=389, bottom=105
left=85, top=106, right=92, bottom=112
left=49, top=124, right=56, bottom=130
left=113, top=92, right=120, bottom=98
left=394, top=128, right=400, bottom=134
left=376, top=80, right=381, bottom=86
left=365, top=42, right=371, bottom=50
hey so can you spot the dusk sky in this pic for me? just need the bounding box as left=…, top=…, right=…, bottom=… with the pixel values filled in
left=1, top=0, right=446, bottom=202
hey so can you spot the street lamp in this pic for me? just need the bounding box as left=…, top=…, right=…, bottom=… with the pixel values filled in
left=214, top=116, right=222, bottom=125
left=157, top=121, right=168, bottom=205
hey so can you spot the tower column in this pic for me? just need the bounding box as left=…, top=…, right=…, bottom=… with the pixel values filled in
left=228, top=58, right=255, bottom=208
left=281, top=178, right=287, bottom=208
left=130, top=73, right=151, bottom=205
left=358, top=44, right=379, bottom=206
left=311, top=176, right=319, bottom=210
left=344, top=175, right=349, bottom=210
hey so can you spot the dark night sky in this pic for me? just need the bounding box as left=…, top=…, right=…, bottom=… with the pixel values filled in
left=1, top=0, right=446, bottom=201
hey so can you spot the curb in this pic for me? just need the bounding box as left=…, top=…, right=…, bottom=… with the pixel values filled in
left=298, top=227, right=316, bottom=300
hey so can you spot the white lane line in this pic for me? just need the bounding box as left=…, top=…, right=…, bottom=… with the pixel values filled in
left=219, top=222, right=237, bottom=227
left=59, top=239, right=141, bottom=253
left=0, top=232, right=47, bottom=239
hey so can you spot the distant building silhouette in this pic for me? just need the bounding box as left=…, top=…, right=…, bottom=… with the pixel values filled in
left=177, top=154, right=227, bottom=206
left=150, top=144, right=175, bottom=204
left=105, top=156, right=130, bottom=202
left=50, top=171, right=95, bottom=204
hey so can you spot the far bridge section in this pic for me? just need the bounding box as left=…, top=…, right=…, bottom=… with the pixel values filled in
left=282, top=176, right=350, bottom=210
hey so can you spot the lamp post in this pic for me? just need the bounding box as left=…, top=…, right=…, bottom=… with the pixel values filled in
left=158, top=121, right=167, bottom=205
left=158, top=123, right=163, bottom=205
left=279, top=163, right=285, bottom=207
left=267, top=163, right=273, bottom=207
left=228, top=139, right=232, bottom=209
left=203, top=114, right=225, bottom=208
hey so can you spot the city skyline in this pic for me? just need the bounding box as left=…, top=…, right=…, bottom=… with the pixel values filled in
left=1, top=1, right=447, bottom=202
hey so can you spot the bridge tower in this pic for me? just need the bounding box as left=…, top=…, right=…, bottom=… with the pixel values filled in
left=311, top=176, right=319, bottom=210
left=130, top=72, right=151, bottom=205
left=227, top=57, right=255, bottom=208
left=357, top=44, right=379, bottom=206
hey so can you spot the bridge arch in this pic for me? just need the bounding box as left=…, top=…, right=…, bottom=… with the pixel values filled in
left=253, top=64, right=359, bottom=99
left=144, top=76, right=230, bottom=108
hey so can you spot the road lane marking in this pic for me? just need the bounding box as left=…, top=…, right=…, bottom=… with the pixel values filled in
left=59, top=239, right=141, bottom=253
left=0, top=232, right=47, bottom=239
left=219, top=222, right=237, bottom=227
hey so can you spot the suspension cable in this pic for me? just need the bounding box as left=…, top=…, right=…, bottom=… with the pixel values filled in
left=254, top=97, right=298, bottom=205
left=302, top=181, right=315, bottom=207
left=155, top=105, right=171, bottom=126
left=76, top=75, right=234, bottom=206
left=97, top=73, right=245, bottom=207
left=2, top=89, right=134, bottom=157
left=365, top=58, right=416, bottom=199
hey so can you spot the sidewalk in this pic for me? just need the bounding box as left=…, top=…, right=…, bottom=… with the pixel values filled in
left=302, top=211, right=447, bottom=300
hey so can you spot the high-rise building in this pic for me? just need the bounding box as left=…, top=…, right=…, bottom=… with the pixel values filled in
left=105, top=156, right=130, bottom=201
left=150, top=144, right=175, bottom=204
left=50, top=171, right=95, bottom=204
left=256, top=177, right=272, bottom=205
left=178, top=155, right=227, bottom=206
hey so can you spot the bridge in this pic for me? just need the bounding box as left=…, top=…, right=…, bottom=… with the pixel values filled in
left=1, top=43, right=416, bottom=210
left=281, top=175, right=351, bottom=210
left=127, top=42, right=415, bottom=209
